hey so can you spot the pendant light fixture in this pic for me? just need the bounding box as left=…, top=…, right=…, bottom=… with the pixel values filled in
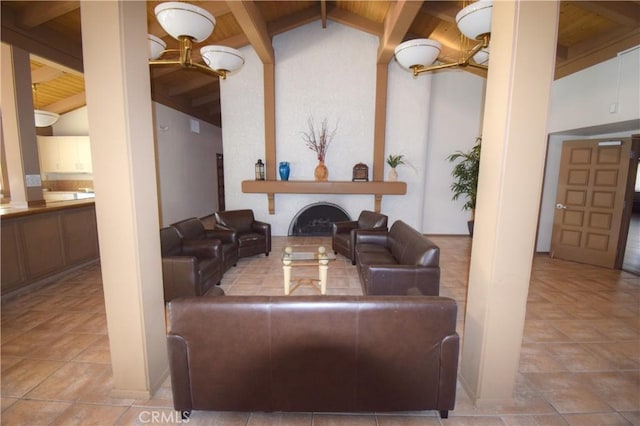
left=148, top=2, right=245, bottom=79
left=32, top=83, right=59, bottom=128
left=394, top=0, right=492, bottom=77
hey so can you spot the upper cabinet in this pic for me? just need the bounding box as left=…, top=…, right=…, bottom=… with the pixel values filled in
left=37, top=136, right=92, bottom=173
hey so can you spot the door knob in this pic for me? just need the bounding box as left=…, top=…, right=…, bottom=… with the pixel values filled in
left=555, top=203, right=567, bottom=210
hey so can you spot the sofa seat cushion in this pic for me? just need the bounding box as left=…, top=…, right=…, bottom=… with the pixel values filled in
left=238, top=233, right=266, bottom=247
left=356, top=243, right=390, bottom=255
left=358, top=251, right=397, bottom=266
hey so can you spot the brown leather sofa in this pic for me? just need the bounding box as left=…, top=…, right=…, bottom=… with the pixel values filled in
left=166, top=295, right=459, bottom=418
left=332, top=210, right=388, bottom=265
left=355, top=220, right=440, bottom=296
left=159, top=227, right=224, bottom=302
left=214, top=209, right=271, bottom=258
left=172, top=217, right=238, bottom=273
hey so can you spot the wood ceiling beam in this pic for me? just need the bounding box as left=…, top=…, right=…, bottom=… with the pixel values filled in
left=191, top=91, right=220, bottom=108
left=31, top=65, right=64, bottom=83
left=18, top=1, right=79, bottom=28
left=326, top=6, right=383, bottom=37
left=45, top=91, right=86, bottom=114
left=151, top=84, right=219, bottom=126
left=555, top=26, right=640, bottom=79
left=321, top=0, right=327, bottom=29
left=420, top=1, right=458, bottom=23
left=573, top=1, right=640, bottom=27
left=378, top=0, right=424, bottom=63
left=226, top=1, right=274, bottom=64
left=167, top=74, right=218, bottom=97
left=268, top=5, right=321, bottom=37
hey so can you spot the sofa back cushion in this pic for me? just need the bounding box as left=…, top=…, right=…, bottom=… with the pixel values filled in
left=172, top=218, right=206, bottom=240
left=160, top=227, right=182, bottom=256
left=357, top=210, right=388, bottom=230
left=167, top=296, right=458, bottom=412
left=215, top=209, right=255, bottom=233
left=388, top=221, right=439, bottom=267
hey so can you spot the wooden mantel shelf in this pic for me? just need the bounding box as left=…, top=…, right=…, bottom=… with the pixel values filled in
left=242, top=180, right=407, bottom=214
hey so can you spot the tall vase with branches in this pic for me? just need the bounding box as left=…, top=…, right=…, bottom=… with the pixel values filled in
left=447, top=136, right=481, bottom=235
left=301, top=117, right=337, bottom=181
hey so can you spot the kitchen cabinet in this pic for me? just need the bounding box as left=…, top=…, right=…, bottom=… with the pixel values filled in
left=37, top=136, right=93, bottom=173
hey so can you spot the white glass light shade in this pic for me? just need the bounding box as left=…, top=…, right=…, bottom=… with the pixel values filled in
left=200, top=46, right=245, bottom=73
left=34, top=110, right=59, bottom=127
left=473, top=47, right=490, bottom=65
left=394, top=39, right=441, bottom=69
left=155, top=2, right=215, bottom=43
left=456, top=0, right=492, bottom=40
left=148, top=34, right=167, bottom=60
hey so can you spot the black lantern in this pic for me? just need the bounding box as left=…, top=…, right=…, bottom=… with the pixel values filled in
left=255, top=159, right=265, bottom=180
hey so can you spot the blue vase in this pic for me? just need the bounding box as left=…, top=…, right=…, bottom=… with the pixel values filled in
left=279, top=162, right=290, bottom=181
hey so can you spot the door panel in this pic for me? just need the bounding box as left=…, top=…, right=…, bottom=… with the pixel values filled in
left=551, top=139, right=631, bottom=268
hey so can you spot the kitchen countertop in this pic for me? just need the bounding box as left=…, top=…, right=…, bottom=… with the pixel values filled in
left=0, top=198, right=96, bottom=219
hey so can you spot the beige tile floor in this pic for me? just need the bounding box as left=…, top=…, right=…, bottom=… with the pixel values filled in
left=1, top=235, right=639, bottom=425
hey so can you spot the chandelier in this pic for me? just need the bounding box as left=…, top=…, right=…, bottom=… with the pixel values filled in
left=394, top=0, right=492, bottom=77
left=32, top=83, right=59, bottom=128
left=148, top=2, right=245, bottom=79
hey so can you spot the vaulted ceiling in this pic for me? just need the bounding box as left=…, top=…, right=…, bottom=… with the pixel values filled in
left=2, top=1, right=639, bottom=127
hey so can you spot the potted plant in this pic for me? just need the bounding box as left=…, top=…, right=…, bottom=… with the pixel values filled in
left=386, top=154, right=405, bottom=181
left=447, top=137, right=481, bottom=236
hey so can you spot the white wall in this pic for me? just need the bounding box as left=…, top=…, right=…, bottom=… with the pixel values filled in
left=154, top=103, right=222, bottom=226
left=51, top=103, right=223, bottom=227
left=423, top=70, right=486, bottom=234
left=222, top=21, right=382, bottom=235
left=536, top=46, right=640, bottom=251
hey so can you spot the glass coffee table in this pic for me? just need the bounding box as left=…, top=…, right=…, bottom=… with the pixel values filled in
left=281, top=245, right=337, bottom=295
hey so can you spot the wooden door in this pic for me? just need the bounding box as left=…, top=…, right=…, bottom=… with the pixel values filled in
left=216, top=153, right=225, bottom=211
left=551, top=138, right=631, bottom=268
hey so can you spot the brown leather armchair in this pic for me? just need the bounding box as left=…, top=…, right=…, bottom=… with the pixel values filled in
left=214, top=209, right=271, bottom=258
left=159, top=226, right=224, bottom=302
left=332, top=210, right=388, bottom=264
left=172, top=217, right=239, bottom=273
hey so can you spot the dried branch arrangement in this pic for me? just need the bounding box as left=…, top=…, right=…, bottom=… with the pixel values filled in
left=301, top=117, right=338, bottom=162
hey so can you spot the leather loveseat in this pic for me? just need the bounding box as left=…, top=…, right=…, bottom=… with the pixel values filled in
left=166, top=295, right=459, bottom=418
left=214, top=209, right=271, bottom=258
left=355, top=220, right=440, bottom=296
left=159, top=226, right=224, bottom=302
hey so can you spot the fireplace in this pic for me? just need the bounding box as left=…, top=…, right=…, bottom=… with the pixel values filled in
left=288, top=203, right=351, bottom=236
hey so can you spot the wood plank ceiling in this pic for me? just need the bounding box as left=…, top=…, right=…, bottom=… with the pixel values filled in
left=2, top=1, right=639, bottom=127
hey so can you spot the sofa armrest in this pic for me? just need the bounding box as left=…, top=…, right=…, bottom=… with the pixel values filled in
left=204, top=227, right=236, bottom=244
left=162, top=257, right=199, bottom=300
left=167, top=334, right=193, bottom=413
left=355, top=230, right=389, bottom=246
left=182, top=239, right=221, bottom=259
left=438, top=333, right=460, bottom=412
left=252, top=220, right=270, bottom=236
left=363, top=265, right=440, bottom=295
left=332, top=220, right=358, bottom=235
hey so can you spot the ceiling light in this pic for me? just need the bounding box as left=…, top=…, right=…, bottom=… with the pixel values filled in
left=32, top=83, right=59, bottom=128
left=34, top=110, right=60, bottom=128
left=148, top=2, right=244, bottom=79
left=394, top=0, right=492, bottom=77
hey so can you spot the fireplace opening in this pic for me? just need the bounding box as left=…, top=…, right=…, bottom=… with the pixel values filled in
left=288, top=202, right=351, bottom=236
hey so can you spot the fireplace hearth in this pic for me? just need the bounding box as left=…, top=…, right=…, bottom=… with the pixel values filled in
left=288, top=202, right=351, bottom=236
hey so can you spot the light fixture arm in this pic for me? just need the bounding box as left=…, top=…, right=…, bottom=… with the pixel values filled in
left=149, top=36, right=228, bottom=79
left=411, top=34, right=490, bottom=77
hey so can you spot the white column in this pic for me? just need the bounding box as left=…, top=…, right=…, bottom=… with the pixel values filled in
left=80, top=1, right=168, bottom=398
left=460, top=1, right=559, bottom=405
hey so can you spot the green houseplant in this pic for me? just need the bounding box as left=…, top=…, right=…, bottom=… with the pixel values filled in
left=386, top=154, right=405, bottom=181
left=447, top=137, right=481, bottom=235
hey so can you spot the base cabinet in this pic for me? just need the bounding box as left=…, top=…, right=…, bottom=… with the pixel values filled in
left=1, top=204, right=99, bottom=296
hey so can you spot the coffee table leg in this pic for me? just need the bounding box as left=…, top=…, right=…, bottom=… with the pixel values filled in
left=318, top=259, right=328, bottom=295
left=283, top=260, right=292, bottom=295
